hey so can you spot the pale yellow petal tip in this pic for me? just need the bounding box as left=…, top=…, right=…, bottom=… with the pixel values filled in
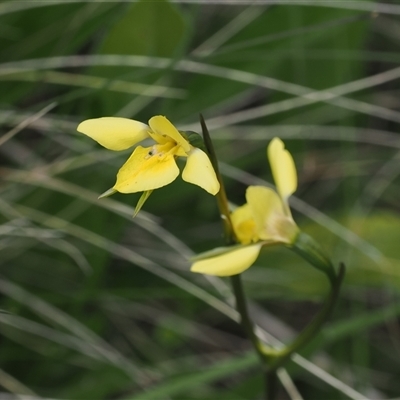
left=267, top=137, right=284, bottom=165
left=269, top=137, right=284, bottom=149
left=182, top=148, right=220, bottom=195
left=205, top=178, right=220, bottom=196
left=267, top=137, right=297, bottom=200
left=190, top=244, right=262, bottom=277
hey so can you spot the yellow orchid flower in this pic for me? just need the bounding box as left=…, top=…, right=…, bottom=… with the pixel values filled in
left=77, top=115, right=220, bottom=198
left=191, top=137, right=299, bottom=277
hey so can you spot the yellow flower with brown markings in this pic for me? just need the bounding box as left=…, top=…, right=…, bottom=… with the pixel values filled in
left=77, top=115, right=220, bottom=198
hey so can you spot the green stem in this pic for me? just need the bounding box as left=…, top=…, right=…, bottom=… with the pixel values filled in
left=200, top=114, right=236, bottom=244
left=200, top=115, right=274, bottom=398
left=230, top=274, right=277, bottom=364
left=266, top=370, right=278, bottom=400
left=199, top=115, right=345, bottom=399
left=269, top=263, right=346, bottom=372
left=200, top=114, right=270, bottom=359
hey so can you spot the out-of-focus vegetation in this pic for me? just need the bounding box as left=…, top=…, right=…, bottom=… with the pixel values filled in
left=1, top=1, right=400, bottom=399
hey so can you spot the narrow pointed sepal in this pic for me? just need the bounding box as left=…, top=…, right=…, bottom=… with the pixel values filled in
left=133, top=190, right=153, bottom=217
left=98, top=188, right=117, bottom=199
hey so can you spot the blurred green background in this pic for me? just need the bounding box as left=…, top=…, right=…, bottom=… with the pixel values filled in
left=1, top=1, right=400, bottom=399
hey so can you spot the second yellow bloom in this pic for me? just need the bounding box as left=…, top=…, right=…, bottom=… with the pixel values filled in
left=191, top=137, right=299, bottom=276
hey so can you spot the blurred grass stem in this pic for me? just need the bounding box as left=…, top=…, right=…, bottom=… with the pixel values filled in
left=200, top=114, right=236, bottom=245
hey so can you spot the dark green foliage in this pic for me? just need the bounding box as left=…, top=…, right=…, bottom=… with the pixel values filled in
left=1, top=1, right=400, bottom=399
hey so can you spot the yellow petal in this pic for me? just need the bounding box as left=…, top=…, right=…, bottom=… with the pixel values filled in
left=246, top=185, right=298, bottom=243
left=190, top=244, right=244, bottom=262
left=246, top=186, right=285, bottom=240
left=267, top=138, right=297, bottom=200
left=77, top=117, right=149, bottom=151
left=182, top=148, right=220, bottom=195
left=231, top=204, right=258, bottom=244
left=113, top=146, right=179, bottom=193
left=149, top=116, right=190, bottom=152
left=190, top=244, right=262, bottom=276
